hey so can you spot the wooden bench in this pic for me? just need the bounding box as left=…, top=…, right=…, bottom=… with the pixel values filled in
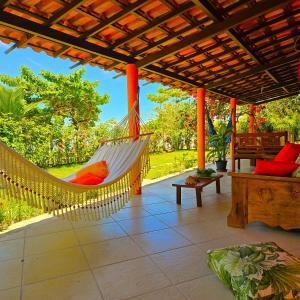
left=172, top=175, right=223, bottom=207
left=234, top=131, right=288, bottom=169
left=227, top=172, right=300, bottom=230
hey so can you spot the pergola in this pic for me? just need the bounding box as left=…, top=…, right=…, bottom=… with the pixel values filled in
left=0, top=0, right=299, bottom=191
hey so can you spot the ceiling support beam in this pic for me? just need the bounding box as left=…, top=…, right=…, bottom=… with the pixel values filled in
left=0, top=11, right=215, bottom=92
left=206, top=54, right=300, bottom=89
left=4, top=0, right=86, bottom=54
left=191, top=0, right=291, bottom=93
left=136, top=0, right=291, bottom=68
left=0, top=11, right=134, bottom=63
left=110, top=2, right=194, bottom=49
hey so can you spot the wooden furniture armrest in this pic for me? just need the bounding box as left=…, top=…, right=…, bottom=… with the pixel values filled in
left=229, top=172, right=300, bottom=182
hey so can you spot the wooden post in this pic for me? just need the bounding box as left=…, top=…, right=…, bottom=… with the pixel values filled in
left=230, top=98, right=237, bottom=172
left=126, top=64, right=141, bottom=195
left=197, top=87, right=206, bottom=169
left=249, top=104, right=255, bottom=133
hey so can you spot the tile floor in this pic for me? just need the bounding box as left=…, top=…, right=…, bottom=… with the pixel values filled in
left=0, top=166, right=300, bottom=300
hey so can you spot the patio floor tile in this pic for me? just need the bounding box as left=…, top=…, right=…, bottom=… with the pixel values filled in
left=131, top=228, right=191, bottom=254
left=117, top=215, right=168, bottom=235
left=23, top=271, right=103, bottom=300
left=0, top=238, right=24, bottom=261
left=0, top=258, right=22, bottom=290
left=82, top=236, right=145, bottom=268
left=128, top=286, right=184, bottom=300
left=177, top=274, right=234, bottom=300
left=23, top=246, right=89, bottom=285
left=93, top=256, right=171, bottom=300
left=24, top=230, right=78, bottom=256
left=151, top=245, right=211, bottom=284
left=25, top=218, right=73, bottom=237
left=155, top=208, right=207, bottom=227
left=74, top=222, right=126, bottom=245
left=111, top=207, right=150, bottom=221
left=0, top=287, right=20, bottom=300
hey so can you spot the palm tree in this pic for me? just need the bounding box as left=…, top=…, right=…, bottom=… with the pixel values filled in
left=0, top=85, right=24, bottom=118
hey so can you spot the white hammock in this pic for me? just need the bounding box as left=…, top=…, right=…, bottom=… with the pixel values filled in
left=0, top=105, right=151, bottom=220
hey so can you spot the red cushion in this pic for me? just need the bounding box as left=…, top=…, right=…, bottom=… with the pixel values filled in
left=275, top=143, right=300, bottom=162
left=255, top=160, right=299, bottom=176
left=69, top=173, right=104, bottom=185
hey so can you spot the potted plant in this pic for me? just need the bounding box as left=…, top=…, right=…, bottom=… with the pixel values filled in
left=207, top=122, right=231, bottom=172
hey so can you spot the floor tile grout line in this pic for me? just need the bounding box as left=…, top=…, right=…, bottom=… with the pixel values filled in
left=19, top=235, right=26, bottom=300
left=20, top=268, right=92, bottom=291
left=69, top=221, right=105, bottom=300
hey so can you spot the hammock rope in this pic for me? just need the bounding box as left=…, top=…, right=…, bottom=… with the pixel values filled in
left=0, top=103, right=151, bottom=221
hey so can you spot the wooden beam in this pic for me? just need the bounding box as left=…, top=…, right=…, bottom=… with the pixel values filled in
left=206, top=54, right=300, bottom=89
left=238, top=80, right=299, bottom=99
left=177, top=46, right=241, bottom=73
left=80, top=0, right=149, bottom=38
left=192, top=0, right=291, bottom=93
left=4, top=0, right=86, bottom=54
left=253, top=91, right=300, bottom=105
left=110, top=2, right=194, bottom=49
left=136, top=0, right=291, bottom=68
left=0, top=11, right=134, bottom=64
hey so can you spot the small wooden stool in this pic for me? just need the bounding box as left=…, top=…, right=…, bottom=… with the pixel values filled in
left=172, top=175, right=223, bottom=207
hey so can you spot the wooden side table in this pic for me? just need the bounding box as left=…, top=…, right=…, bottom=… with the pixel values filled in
left=172, top=175, right=223, bottom=207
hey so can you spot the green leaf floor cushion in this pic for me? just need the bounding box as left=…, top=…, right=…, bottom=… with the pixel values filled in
left=207, top=242, right=300, bottom=300
left=292, top=155, right=300, bottom=178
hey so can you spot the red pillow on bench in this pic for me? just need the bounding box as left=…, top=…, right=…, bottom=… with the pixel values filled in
left=275, top=143, right=300, bottom=162
left=69, top=173, right=104, bottom=185
left=255, top=160, right=299, bottom=177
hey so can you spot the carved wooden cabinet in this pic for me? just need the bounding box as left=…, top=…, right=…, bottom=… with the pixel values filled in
left=227, top=172, right=300, bottom=230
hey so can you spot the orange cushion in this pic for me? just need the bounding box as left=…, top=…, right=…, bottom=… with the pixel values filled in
left=275, top=143, right=300, bottom=162
left=76, top=161, right=109, bottom=179
left=69, top=173, right=104, bottom=185
left=255, top=160, right=299, bottom=177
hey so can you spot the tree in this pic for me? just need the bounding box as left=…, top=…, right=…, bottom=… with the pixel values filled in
left=146, top=87, right=196, bottom=151
left=0, top=66, right=110, bottom=166
left=0, top=66, right=110, bottom=129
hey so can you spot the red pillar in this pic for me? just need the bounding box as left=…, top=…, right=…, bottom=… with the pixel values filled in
left=230, top=98, right=237, bottom=172
left=126, top=64, right=141, bottom=194
left=197, top=87, right=206, bottom=169
left=249, top=104, right=255, bottom=133
left=126, top=64, right=140, bottom=139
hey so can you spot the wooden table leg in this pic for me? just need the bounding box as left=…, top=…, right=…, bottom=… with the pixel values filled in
left=216, top=179, right=221, bottom=194
left=176, top=186, right=181, bottom=205
left=195, top=188, right=202, bottom=207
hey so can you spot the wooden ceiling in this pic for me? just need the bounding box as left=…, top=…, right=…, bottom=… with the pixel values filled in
left=0, top=0, right=299, bottom=104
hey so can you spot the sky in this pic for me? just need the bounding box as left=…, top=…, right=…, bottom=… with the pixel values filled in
left=0, top=41, right=162, bottom=122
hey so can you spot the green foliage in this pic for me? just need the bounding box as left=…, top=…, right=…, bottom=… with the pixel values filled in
left=256, top=96, right=300, bottom=133
left=147, top=87, right=190, bottom=104
left=207, top=122, right=231, bottom=162
left=0, top=66, right=110, bottom=168
left=146, top=87, right=196, bottom=151
left=196, top=168, right=216, bottom=177
left=0, top=86, right=24, bottom=117
left=0, top=197, right=42, bottom=230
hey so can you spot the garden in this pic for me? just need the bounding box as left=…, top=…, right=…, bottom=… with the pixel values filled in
left=0, top=66, right=299, bottom=229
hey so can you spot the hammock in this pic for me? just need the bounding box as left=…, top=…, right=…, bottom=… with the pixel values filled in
left=0, top=104, right=151, bottom=221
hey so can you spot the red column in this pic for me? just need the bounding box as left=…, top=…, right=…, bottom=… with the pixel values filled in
left=197, top=87, right=206, bottom=169
left=126, top=64, right=141, bottom=194
left=249, top=104, right=255, bottom=134
left=126, top=64, right=140, bottom=139
left=230, top=98, right=237, bottom=172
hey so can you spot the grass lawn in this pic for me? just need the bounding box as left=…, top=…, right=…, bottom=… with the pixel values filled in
left=47, top=150, right=200, bottom=180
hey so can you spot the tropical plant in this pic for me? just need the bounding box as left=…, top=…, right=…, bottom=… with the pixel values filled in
left=0, top=85, right=24, bottom=118
left=206, top=122, right=231, bottom=162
